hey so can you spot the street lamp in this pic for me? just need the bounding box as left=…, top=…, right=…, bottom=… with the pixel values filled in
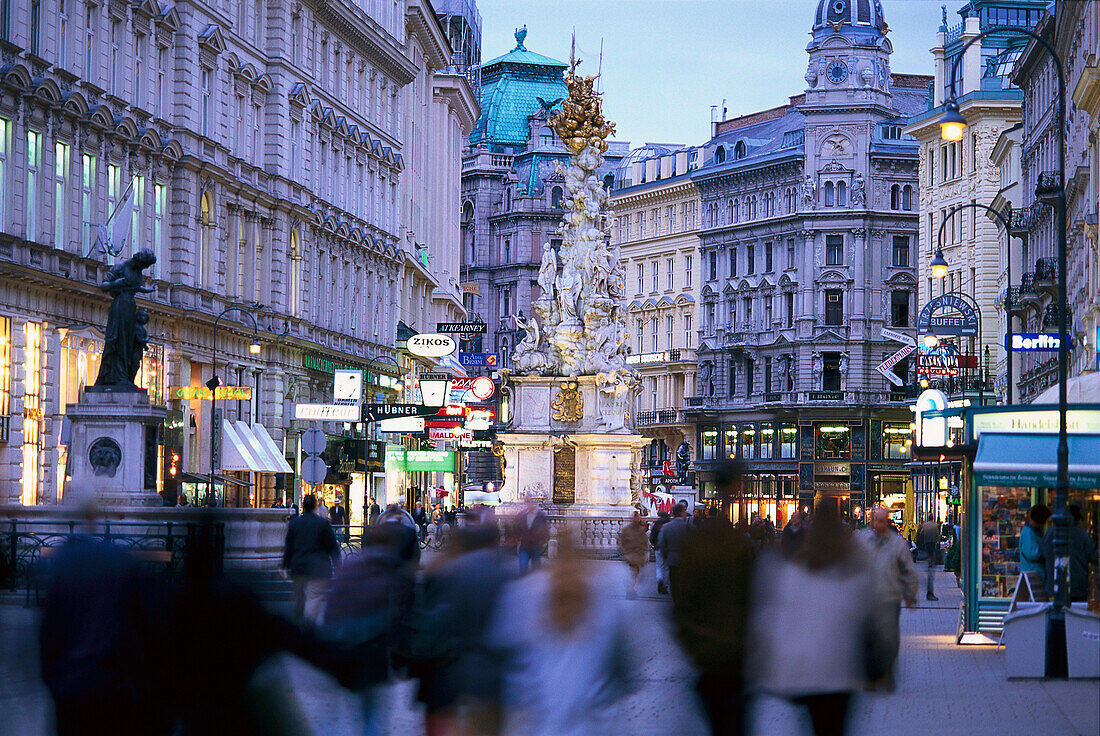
left=935, top=202, right=1018, bottom=404
left=939, top=26, right=1070, bottom=675
left=206, top=306, right=262, bottom=507
left=418, top=372, right=452, bottom=409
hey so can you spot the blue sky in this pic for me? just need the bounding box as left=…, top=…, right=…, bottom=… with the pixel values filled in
left=475, top=0, right=948, bottom=148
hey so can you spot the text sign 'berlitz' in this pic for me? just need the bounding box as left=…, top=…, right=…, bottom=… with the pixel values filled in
left=1008, top=333, right=1070, bottom=352
left=406, top=334, right=457, bottom=358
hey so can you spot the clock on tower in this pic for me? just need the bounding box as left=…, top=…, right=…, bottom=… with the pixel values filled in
left=826, top=60, right=849, bottom=84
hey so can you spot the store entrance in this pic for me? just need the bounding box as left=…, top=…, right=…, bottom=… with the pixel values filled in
left=814, top=492, right=851, bottom=520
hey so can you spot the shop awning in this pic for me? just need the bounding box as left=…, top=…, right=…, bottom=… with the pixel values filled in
left=220, top=421, right=293, bottom=473
left=973, top=432, right=1100, bottom=489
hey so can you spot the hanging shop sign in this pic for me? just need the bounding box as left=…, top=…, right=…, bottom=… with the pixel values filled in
left=171, top=385, right=253, bottom=401
left=917, top=352, right=960, bottom=376
left=429, top=427, right=473, bottom=442
left=450, top=375, right=496, bottom=400
left=333, top=369, right=363, bottom=405
left=876, top=344, right=915, bottom=386
left=294, top=404, right=361, bottom=421
left=438, top=322, right=487, bottom=336
left=458, top=352, right=498, bottom=367
left=407, top=334, right=457, bottom=358
left=916, top=294, right=979, bottom=337
left=1007, top=333, right=1070, bottom=352
left=405, top=450, right=457, bottom=472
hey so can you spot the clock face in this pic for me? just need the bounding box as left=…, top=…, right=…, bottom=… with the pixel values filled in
left=827, top=60, right=849, bottom=84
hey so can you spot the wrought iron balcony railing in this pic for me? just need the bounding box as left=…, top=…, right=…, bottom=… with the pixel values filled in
left=1034, top=257, right=1057, bottom=283
left=1035, top=171, right=1061, bottom=204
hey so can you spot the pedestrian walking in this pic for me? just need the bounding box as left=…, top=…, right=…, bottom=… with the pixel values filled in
left=1018, top=504, right=1050, bottom=576
left=1039, top=505, right=1097, bottom=602
left=618, top=511, right=649, bottom=598
left=282, top=494, right=342, bottom=625
left=674, top=461, right=754, bottom=736
left=368, top=496, right=381, bottom=525
left=658, top=503, right=691, bottom=603
left=781, top=511, right=809, bottom=556
left=650, top=511, right=671, bottom=595
left=490, top=528, right=633, bottom=736
left=858, top=506, right=918, bottom=690
left=915, top=513, right=941, bottom=601
left=749, top=502, right=884, bottom=736
left=413, top=500, right=429, bottom=542
left=514, top=495, right=550, bottom=573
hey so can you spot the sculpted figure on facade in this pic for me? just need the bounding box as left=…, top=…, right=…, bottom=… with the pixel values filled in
left=801, top=175, right=816, bottom=210
left=851, top=172, right=866, bottom=206
left=811, top=351, right=823, bottom=385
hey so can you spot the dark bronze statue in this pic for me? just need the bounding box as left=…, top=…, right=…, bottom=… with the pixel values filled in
left=92, top=249, right=156, bottom=391
left=676, top=440, right=692, bottom=485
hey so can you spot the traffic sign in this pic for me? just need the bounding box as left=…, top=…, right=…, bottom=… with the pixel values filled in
left=875, top=344, right=915, bottom=387
left=880, top=327, right=916, bottom=347
left=302, top=428, right=327, bottom=456
left=365, top=403, right=440, bottom=422
left=459, top=352, right=498, bottom=367
left=437, top=322, right=487, bottom=335
left=301, top=455, right=328, bottom=486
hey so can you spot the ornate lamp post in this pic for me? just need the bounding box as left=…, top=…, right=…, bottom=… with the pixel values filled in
left=206, top=306, right=262, bottom=507
left=935, top=202, right=1017, bottom=403
left=939, top=26, right=1070, bottom=675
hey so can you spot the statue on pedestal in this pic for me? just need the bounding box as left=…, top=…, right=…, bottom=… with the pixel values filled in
left=93, top=249, right=156, bottom=391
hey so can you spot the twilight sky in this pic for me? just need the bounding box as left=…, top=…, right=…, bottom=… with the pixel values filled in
left=475, top=0, right=948, bottom=148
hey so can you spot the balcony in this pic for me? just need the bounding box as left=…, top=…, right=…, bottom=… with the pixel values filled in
left=635, top=409, right=685, bottom=426
left=1034, top=257, right=1057, bottom=285
left=1019, top=272, right=1038, bottom=297
left=1035, top=171, right=1061, bottom=205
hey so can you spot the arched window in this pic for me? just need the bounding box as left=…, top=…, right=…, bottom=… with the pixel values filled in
left=824, top=181, right=835, bottom=207
left=734, top=140, right=746, bottom=159
left=728, top=200, right=734, bottom=224
left=734, top=199, right=740, bottom=222
left=200, top=191, right=214, bottom=287
left=504, top=187, right=512, bottom=211
left=786, top=188, right=794, bottom=213
left=902, top=185, right=913, bottom=211
left=716, top=146, right=726, bottom=164
left=890, top=184, right=900, bottom=210
left=837, top=180, right=846, bottom=206
left=551, top=186, right=563, bottom=208
left=540, top=125, right=554, bottom=146
left=751, top=195, right=758, bottom=219
left=289, top=228, right=302, bottom=316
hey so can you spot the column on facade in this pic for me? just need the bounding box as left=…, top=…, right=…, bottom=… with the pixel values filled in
left=850, top=227, right=868, bottom=346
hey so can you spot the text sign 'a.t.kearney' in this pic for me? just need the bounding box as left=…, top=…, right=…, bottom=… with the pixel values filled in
left=875, top=344, right=915, bottom=387
left=437, top=322, right=487, bottom=336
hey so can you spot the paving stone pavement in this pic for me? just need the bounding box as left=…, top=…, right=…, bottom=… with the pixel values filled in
left=1, top=563, right=1097, bottom=736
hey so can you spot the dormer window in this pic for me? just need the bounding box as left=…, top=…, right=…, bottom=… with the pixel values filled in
left=882, top=124, right=902, bottom=140
left=716, top=146, right=726, bottom=164
left=734, top=140, right=747, bottom=160
left=540, top=125, right=553, bottom=146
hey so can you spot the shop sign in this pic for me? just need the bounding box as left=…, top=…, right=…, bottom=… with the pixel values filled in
left=407, top=334, right=457, bottom=358
left=460, top=282, right=481, bottom=295
left=626, top=351, right=670, bottom=366
left=1007, top=333, right=1069, bottom=352
left=171, top=385, right=252, bottom=401
left=405, top=450, right=456, bottom=472
left=813, top=481, right=850, bottom=492
left=437, top=322, right=487, bottom=336
left=914, top=389, right=948, bottom=447
left=876, top=345, right=914, bottom=386
left=365, top=403, right=439, bottom=421
left=333, top=369, right=363, bottom=405
left=429, top=427, right=472, bottom=442
left=377, top=416, right=425, bottom=433
left=917, top=353, right=959, bottom=376
left=450, top=376, right=495, bottom=400
left=916, top=294, right=979, bottom=337
left=294, top=404, right=360, bottom=421
left=456, top=439, right=493, bottom=450
left=458, top=352, right=498, bottom=367
left=971, top=409, right=1100, bottom=439
left=815, top=462, right=849, bottom=476
left=808, top=391, right=843, bottom=401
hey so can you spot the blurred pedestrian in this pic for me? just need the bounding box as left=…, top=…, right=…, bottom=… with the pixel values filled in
left=658, top=503, right=691, bottom=603
left=1018, top=504, right=1050, bottom=577
left=618, top=511, right=649, bottom=599
left=410, top=511, right=513, bottom=736
left=674, top=460, right=754, bottom=736
left=858, top=506, right=918, bottom=690
left=514, top=496, right=550, bottom=573
left=915, top=513, right=940, bottom=601
left=650, top=510, right=671, bottom=595
left=282, top=493, right=342, bottom=625
left=374, top=505, right=422, bottom=567
left=1040, top=505, right=1097, bottom=602
left=749, top=503, right=883, bottom=736
left=413, top=500, right=429, bottom=541
left=781, top=511, right=809, bottom=556
left=368, top=496, right=381, bottom=525
left=491, top=528, right=633, bottom=736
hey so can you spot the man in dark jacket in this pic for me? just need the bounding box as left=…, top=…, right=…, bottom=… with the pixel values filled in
left=282, top=494, right=341, bottom=624
left=650, top=511, right=671, bottom=594
left=514, top=496, right=550, bottom=573
left=1040, top=505, right=1098, bottom=602
left=658, top=504, right=691, bottom=603
left=412, top=501, right=429, bottom=541
left=915, top=513, right=941, bottom=601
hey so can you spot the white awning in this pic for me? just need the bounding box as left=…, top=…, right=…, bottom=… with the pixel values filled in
left=220, top=421, right=293, bottom=473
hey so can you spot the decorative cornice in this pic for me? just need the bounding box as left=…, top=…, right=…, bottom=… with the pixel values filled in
left=309, top=0, right=416, bottom=86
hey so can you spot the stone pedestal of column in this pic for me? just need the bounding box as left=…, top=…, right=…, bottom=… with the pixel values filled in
left=66, top=389, right=167, bottom=507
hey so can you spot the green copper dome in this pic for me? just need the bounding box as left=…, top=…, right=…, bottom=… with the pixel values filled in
left=470, top=27, right=568, bottom=150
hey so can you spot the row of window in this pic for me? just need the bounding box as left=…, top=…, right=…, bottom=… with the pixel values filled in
left=616, top=201, right=699, bottom=242
left=703, top=235, right=910, bottom=283
left=706, top=188, right=793, bottom=228
left=702, top=288, right=912, bottom=333
left=700, top=421, right=912, bottom=462
left=635, top=313, right=694, bottom=354
left=633, top=255, right=693, bottom=295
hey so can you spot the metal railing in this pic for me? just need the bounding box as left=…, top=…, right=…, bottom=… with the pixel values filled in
left=635, top=409, right=682, bottom=426
left=1034, top=257, right=1057, bottom=283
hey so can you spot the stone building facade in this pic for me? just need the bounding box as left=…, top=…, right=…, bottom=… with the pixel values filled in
left=610, top=144, right=701, bottom=496
left=1011, top=1, right=1100, bottom=401
left=904, top=1, right=1045, bottom=405
left=0, top=0, right=473, bottom=514
left=688, top=0, right=928, bottom=523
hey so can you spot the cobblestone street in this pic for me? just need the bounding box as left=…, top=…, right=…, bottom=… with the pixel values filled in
left=2, top=565, right=1097, bottom=736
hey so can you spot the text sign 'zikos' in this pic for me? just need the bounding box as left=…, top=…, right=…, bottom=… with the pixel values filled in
left=406, top=334, right=457, bottom=358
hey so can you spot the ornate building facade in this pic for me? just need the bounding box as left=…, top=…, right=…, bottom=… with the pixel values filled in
left=904, top=1, right=1045, bottom=405
left=460, top=29, right=624, bottom=368
left=0, top=0, right=474, bottom=515
left=688, top=0, right=928, bottom=523
left=610, top=144, right=701, bottom=497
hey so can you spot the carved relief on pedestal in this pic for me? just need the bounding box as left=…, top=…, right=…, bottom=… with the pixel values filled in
left=550, top=380, right=583, bottom=423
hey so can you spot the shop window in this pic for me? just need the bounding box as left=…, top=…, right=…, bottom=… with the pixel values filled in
left=22, top=321, right=43, bottom=505
left=701, top=426, right=718, bottom=460
left=882, top=423, right=912, bottom=460
left=815, top=422, right=850, bottom=460
left=980, top=486, right=1034, bottom=598
left=779, top=423, right=797, bottom=459
left=760, top=423, right=775, bottom=459
left=723, top=427, right=737, bottom=459
left=822, top=352, right=842, bottom=391
left=0, top=316, right=9, bottom=442
left=740, top=425, right=756, bottom=459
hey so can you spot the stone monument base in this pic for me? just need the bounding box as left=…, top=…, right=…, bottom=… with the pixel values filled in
left=66, top=389, right=167, bottom=507
left=498, top=374, right=646, bottom=515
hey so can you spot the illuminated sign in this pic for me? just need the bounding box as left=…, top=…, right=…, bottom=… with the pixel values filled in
left=815, top=462, right=850, bottom=476
left=404, top=450, right=456, bottom=472
left=970, top=409, right=1100, bottom=440
left=917, top=353, right=960, bottom=376
left=915, top=389, right=948, bottom=447
left=451, top=375, right=495, bottom=400
left=171, top=386, right=253, bottom=401
left=917, top=294, right=979, bottom=337
left=627, top=351, right=671, bottom=366
left=294, top=404, right=360, bottom=421
left=333, top=369, right=363, bottom=405
left=1008, top=333, right=1068, bottom=352
left=407, top=334, right=457, bottom=358
left=429, top=428, right=473, bottom=442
